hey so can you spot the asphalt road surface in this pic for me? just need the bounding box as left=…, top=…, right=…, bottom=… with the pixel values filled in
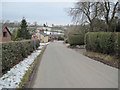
left=32, top=41, right=118, bottom=88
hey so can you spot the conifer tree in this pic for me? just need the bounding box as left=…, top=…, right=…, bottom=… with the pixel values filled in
left=15, top=17, right=31, bottom=39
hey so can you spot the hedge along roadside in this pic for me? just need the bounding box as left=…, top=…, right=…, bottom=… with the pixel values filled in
left=19, top=45, right=47, bottom=88
left=115, top=33, right=120, bottom=57
left=2, top=39, right=40, bottom=74
left=68, top=34, right=84, bottom=46
left=85, top=32, right=120, bottom=57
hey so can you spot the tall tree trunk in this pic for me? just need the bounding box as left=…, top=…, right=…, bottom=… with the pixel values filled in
left=90, top=22, right=93, bottom=32
left=107, top=23, right=114, bottom=32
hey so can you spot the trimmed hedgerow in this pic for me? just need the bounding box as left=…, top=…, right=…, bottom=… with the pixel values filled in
left=68, top=34, right=84, bottom=46
left=98, top=32, right=114, bottom=54
left=116, top=33, right=120, bottom=57
left=2, top=39, right=40, bottom=73
left=85, top=32, right=120, bottom=57
left=85, top=32, right=99, bottom=52
left=58, top=36, right=64, bottom=41
left=118, top=33, right=120, bottom=57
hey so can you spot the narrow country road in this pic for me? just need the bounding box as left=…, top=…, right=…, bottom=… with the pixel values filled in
left=31, top=41, right=118, bottom=88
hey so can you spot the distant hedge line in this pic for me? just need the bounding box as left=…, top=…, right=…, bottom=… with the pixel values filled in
left=85, top=32, right=120, bottom=57
left=68, top=34, right=84, bottom=46
left=2, top=39, right=40, bottom=73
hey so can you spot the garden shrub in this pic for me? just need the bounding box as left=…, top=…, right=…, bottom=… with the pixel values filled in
left=68, top=34, right=84, bottom=46
left=89, top=32, right=99, bottom=52
left=2, top=39, right=40, bottom=73
left=85, top=32, right=120, bottom=57
left=58, top=36, right=64, bottom=41
left=116, top=33, right=120, bottom=57
left=118, top=33, right=120, bottom=57
left=98, top=32, right=114, bottom=54
left=85, top=32, right=100, bottom=52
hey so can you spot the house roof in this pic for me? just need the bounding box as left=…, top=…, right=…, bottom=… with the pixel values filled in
left=2, top=25, right=12, bottom=36
left=39, top=32, right=48, bottom=36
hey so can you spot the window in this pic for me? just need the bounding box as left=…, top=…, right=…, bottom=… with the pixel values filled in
left=3, top=32, right=7, bottom=37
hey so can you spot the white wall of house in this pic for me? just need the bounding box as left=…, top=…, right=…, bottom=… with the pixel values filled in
left=40, top=34, right=44, bottom=43
left=44, top=36, right=48, bottom=43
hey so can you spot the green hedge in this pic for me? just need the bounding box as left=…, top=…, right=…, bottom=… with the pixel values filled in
left=2, top=39, right=40, bottom=73
left=85, top=32, right=120, bottom=57
left=116, top=33, right=120, bottom=57
left=58, top=36, right=64, bottom=41
left=68, top=34, right=84, bottom=46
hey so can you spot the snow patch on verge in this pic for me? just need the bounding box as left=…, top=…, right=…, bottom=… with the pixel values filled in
left=40, top=42, right=50, bottom=46
left=0, top=42, right=50, bottom=89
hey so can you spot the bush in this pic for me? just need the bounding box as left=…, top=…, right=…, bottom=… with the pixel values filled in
left=99, top=32, right=114, bottom=54
left=116, top=33, right=120, bottom=57
left=2, top=39, right=40, bottom=73
left=118, top=33, right=120, bottom=57
left=58, top=36, right=64, bottom=41
left=85, top=32, right=120, bottom=57
left=15, top=38, right=24, bottom=41
left=68, top=34, right=84, bottom=46
left=85, top=32, right=99, bottom=52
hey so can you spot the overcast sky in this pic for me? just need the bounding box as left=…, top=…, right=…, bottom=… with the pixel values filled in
left=2, top=1, right=75, bottom=25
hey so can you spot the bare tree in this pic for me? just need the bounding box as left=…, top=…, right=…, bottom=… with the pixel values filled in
left=69, top=2, right=104, bottom=31
left=103, top=1, right=118, bottom=31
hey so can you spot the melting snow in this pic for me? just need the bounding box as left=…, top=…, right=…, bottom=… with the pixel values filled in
left=0, top=43, right=49, bottom=89
left=40, top=42, right=50, bottom=46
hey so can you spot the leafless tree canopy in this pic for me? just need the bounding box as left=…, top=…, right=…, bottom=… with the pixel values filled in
left=69, top=1, right=118, bottom=32
left=104, top=1, right=118, bottom=31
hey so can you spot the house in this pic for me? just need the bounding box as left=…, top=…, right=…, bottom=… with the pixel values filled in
left=32, top=32, right=48, bottom=43
left=0, top=26, right=12, bottom=42
left=39, top=32, right=48, bottom=43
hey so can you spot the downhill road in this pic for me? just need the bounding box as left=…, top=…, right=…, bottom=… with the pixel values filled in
left=31, top=41, right=118, bottom=88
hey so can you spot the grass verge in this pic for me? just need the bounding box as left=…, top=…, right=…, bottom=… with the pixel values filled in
left=19, top=46, right=47, bottom=88
left=84, top=51, right=119, bottom=69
